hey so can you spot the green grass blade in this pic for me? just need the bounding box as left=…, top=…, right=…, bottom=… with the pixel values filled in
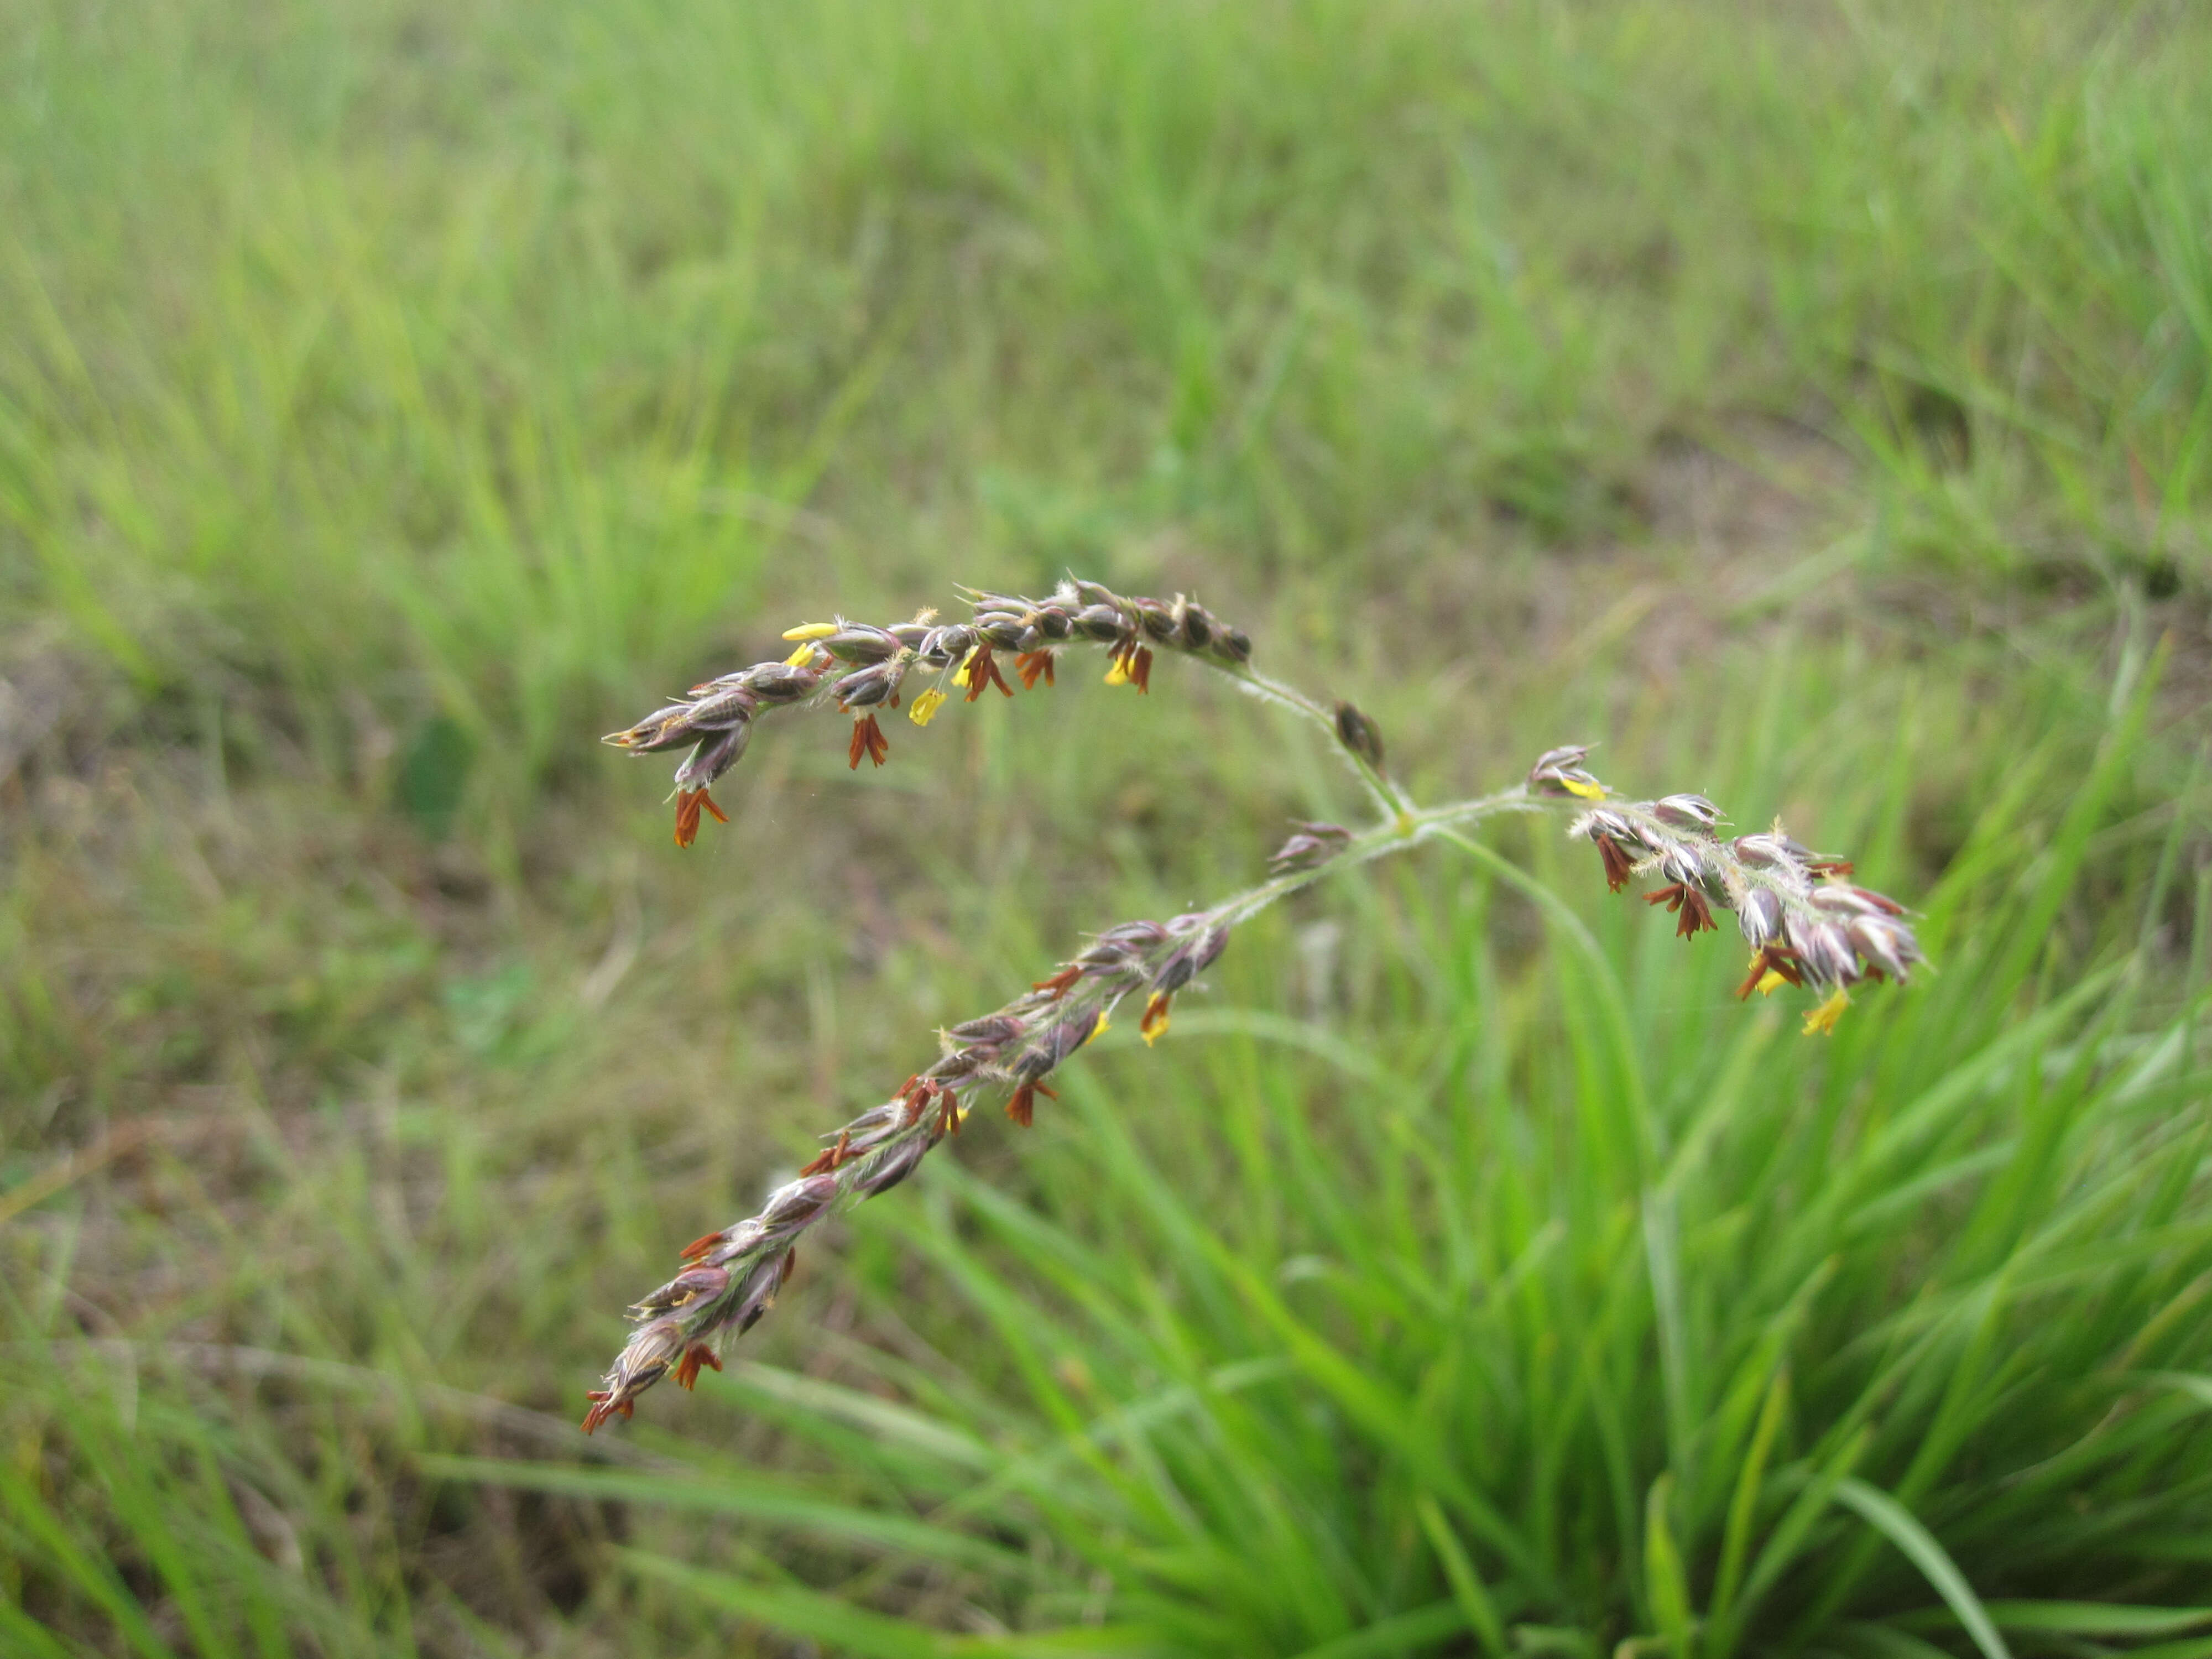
left=1415, top=1495, right=1507, bottom=1659
left=420, top=1454, right=1032, bottom=1578
left=1282, top=1601, right=1469, bottom=1659
left=1643, top=1474, right=1695, bottom=1659
left=1830, top=1480, right=2010, bottom=1659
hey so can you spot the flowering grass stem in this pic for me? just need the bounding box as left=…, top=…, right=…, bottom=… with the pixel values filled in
left=586, top=581, right=1924, bottom=1430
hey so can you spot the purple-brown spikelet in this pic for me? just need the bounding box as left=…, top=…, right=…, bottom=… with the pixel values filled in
left=1267, top=821, right=1353, bottom=875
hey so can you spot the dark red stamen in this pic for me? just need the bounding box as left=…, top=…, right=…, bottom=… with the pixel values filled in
left=1640, top=882, right=1714, bottom=936
left=1007, top=1081, right=1057, bottom=1128
left=1598, top=838, right=1637, bottom=893
left=581, top=1392, right=632, bottom=1434
left=674, top=1343, right=723, bottom=1391
left=1735, top=946, right=1806, bottom=1001
left=674, top=789, right=726, bottom=848
left=965, top=645, right=1015, bottom=702
left=899, top=1078, right=944, bottom=1126
left=1677, top=889, right=1715, bottom=938
left=1032, top=965, right=1082, bottom=1000
left=798, top=1128, right=852, bottom=1177
left=1016, top=650, right=1056, bottom=689
left=848, top=712, right=889, bottom=769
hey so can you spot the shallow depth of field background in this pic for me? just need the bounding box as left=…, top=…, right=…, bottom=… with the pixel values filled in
left=5, top=2, right=2212, bottom=1655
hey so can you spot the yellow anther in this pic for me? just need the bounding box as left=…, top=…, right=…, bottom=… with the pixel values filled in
left=784, top=643, right=819, bottom=666
left=1103, top=657, right=1131, bottom=687
left=1086, top=1014, right=1109, bottom=1045
left=1561, top=777, right=1608, bottom=801
left=1141, top=1009, right=1170, bottom=1046
left=1802, top=988, right=1850, bottom=1035
left=781, top=622, right=839, bottom=641
left=1756, top=969, right=1789, bottom=997
left=909, top=687, right=948, bottom=727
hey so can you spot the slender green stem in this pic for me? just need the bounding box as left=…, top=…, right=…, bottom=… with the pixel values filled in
left=1199, top=787, right=1544, bottom=935
left=1224, top=664, right=1417, bottom=821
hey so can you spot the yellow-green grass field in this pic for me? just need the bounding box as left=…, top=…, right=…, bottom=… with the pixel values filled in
left=4, top=1, right=2211, bottom=1653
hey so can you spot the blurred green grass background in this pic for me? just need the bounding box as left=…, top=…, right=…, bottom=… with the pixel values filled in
left=3, top=0, right=2211, bottom=1653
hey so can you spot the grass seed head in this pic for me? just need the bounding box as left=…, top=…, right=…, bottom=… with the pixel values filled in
left=585, top=897, right=1238, bottom=1427
left=607, top=580, right=1261, bottom=844
left=1562, top=752, right=1924, bottom=1025
left=584, top=598, right=1927, bottom=1431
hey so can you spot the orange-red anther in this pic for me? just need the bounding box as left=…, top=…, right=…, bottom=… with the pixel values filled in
left=1597, top=838, right=1636, bottom=893
left=1032, top=966, right=1082, bottom=1000
left=675, top=1344, right=724, bottom=1391
left=848, top=713, right=890, bottom=769
left=965, top=645, right=1015, bottom=702
left=674, top=789, right=727, bottom=847
left=581, top=1392, right=633, bottom=1434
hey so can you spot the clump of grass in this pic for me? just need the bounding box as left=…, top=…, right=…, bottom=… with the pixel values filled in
left=6, top=3, right=2210, bottom=1652
left=452, top=627, right=2208, bottom=1658
left=5, top=600, right=2198, bottom=1657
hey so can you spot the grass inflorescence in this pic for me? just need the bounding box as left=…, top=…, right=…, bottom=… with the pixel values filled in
left=603, top=581, right=1259, bottom=846
left=586, top=583, right=1928, bottom=1436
